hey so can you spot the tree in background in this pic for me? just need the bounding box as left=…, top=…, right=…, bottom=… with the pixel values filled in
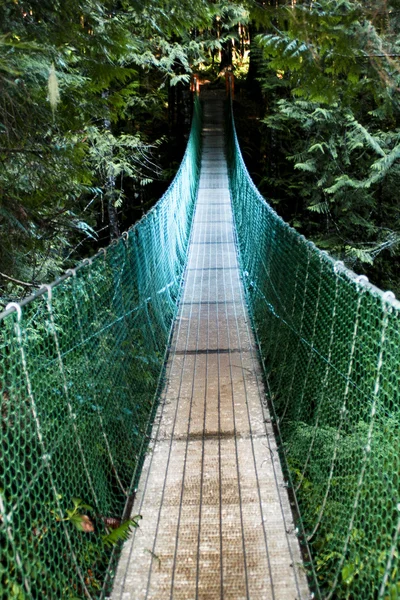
left=244, top=0, right=400, bottom=293
left=0, top=0, right=219, bottom=304
left=10, top=0, right=399, bottom=302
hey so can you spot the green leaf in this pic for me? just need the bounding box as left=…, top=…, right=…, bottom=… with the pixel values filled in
left=102, top=516, right=142, bottom=547
left=71, top=498, right=92, bottom=511
left=294, top=160, right=316, bottom=173
left=342, top=562, right=355, bottom=585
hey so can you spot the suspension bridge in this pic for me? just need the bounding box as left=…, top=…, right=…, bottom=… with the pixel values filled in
left=0, top=91, right=399, bottom=600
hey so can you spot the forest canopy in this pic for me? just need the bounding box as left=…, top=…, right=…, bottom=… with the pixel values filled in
left=0, top=0, right=247, bottom=305
left=245, top=0, right=400, bottom=295
left=1, top=0, right=400, bottom=302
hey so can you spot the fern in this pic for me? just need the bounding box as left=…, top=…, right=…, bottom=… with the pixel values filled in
left=294, top=160, right=317, bottom=173
left=346, top=115, right=386, bottom=157
left=345, top=246, right=374, bottom=265
left=308, top=143, right=326, bottom=154
left=102, top=516, right=142, bottom=548
left=308, top=202, right=329, bottom=214
left=371, top=144, right=400, bottom=174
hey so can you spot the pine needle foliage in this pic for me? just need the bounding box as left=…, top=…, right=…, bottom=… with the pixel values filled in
left=249, top=0, right=400, bottom=294
left=0, top=0, right=232, bottom=303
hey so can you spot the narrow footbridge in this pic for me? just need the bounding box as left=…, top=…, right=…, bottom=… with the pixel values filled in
left=1, top=93, right=399, bottom=600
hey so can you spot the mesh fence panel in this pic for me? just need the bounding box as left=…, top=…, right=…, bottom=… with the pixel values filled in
left=226, top=100, right=400, bottom=600
left=0, top=98, right=201, bottom=600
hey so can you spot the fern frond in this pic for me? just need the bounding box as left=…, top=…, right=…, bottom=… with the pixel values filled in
left=308, top=202, right=329, bottom=214
left=346, top=115, right=385, bottom=157
left=308, top=143, right=326, bottom=154
left=345, top=246, right=374, bottom=265
left=325, top=175, right=355, bottom=194
left=294, top=160, right=317, bottom=173
left=102, top=516, right=142, bottom=548
left=370, top=144, right=400, bottom=174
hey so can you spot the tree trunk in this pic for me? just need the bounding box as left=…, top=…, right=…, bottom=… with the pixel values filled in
left=246, top=23, right=262, bottom=101
left=220, top=38, right=233, bottom=71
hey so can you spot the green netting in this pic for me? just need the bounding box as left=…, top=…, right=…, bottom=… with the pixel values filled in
left=226, top=100, right=400, bottom=600
left=0, top=98, right=201, bottom=600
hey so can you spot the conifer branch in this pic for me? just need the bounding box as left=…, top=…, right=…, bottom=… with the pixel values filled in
left=0, top=272, right=35, bottom=288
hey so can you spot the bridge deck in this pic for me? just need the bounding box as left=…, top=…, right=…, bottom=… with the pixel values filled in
left=111, top=98, right=309, bottom=599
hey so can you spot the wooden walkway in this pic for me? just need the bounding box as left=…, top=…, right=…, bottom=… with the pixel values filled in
left=111, top=97, right=309, bottom=600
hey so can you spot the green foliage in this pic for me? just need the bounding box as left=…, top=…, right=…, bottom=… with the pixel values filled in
left=102, top=517, right=142, bottom=548
left=0, top=0, right=224, bottom=301
left=227, top=82, right=400, bottom=600
left=0, top=96, right=202, bottom=598
left=287, top=419, right=400, bottom=598
left=227, top=93, right=400, bottom=599
left=249, top=0, right=400, bottom=294
left=64, top=498, right=94, bottom=532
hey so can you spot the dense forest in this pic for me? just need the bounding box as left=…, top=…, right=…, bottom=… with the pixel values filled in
left=0, top=0, right=247, bottom=306
left=1, top=0, right=400, bottom=298
left=240, top=0, right=400, bottom=296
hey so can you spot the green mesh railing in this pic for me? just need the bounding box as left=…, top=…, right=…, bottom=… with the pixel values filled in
left=227, top=100, right=400, bottom=600
left=0, top=98, right=201, bottom=600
